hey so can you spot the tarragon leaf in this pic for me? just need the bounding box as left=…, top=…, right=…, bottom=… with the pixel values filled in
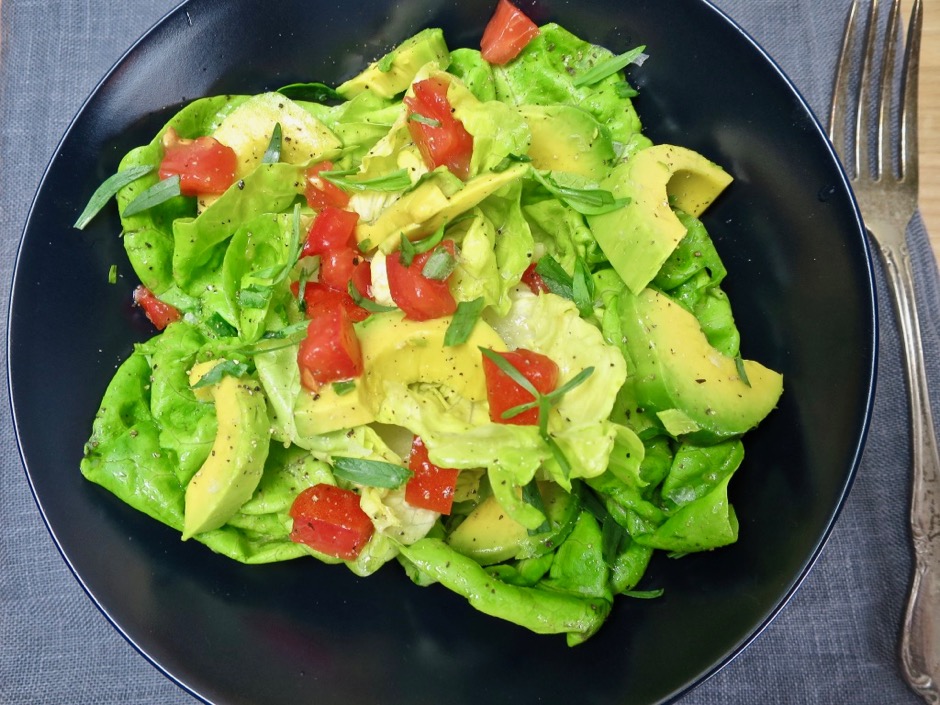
left=573, top=45, right=648, bottom=88
left=332, top=456, right=412, bottom=488
left=122, top=175, right=182, bottom=218
left=74, top=164, right=154, bottom=229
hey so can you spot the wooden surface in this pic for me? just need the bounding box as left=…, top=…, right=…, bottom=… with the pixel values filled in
left=911, top=0, right=940, bottom=260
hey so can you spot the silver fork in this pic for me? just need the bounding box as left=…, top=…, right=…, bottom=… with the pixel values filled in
left=829, top=0, right=940, bottom=701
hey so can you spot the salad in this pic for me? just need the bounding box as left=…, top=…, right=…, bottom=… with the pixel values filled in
left=77, top=0, right=783, bottom=645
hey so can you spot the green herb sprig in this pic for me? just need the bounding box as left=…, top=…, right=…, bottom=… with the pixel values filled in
left=261, top=122, right=282, bottom=164
left=532, top=170, right=629, bottom=216
left=320, top=168, right=412, bottom=193
left=74, top=164, right=154, bottom=229
left=332, top=456, right=413, bottom=488
left=444, top=297, right=485, bottom=346
left=573, top=45, right=647, bottom=88
left=478, top=347, right=595, bottom=479
left=191, top=359, right=253, bottom=389
left=122, top=174, right=182, bottom=218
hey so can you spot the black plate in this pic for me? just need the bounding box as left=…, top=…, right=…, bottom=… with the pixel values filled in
left=8, top=1, right=875, bottom=703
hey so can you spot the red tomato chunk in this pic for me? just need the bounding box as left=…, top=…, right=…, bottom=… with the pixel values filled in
left=292, top=281, right=370, bottom=323
left=289, top=484, right=374, bottom=560
left=386, top=240, right=458, bottom=321
left=480, top=0, right=540, bottom=65
left=297, top=303, right=363, bottom=391
left=305, top=161, right=350, bottom=210
left=301, top=206, right=360, bottom=258
left=405, top=436, right=460, bottom=515
left=132, top=285, right=181, bottom=330
left=404, top=77, right=474, bottom=181
left=318, top=247, right=372, bottom=298
left=482, top=348, right=560, bottom=426
left=158, top=128, right=237, bottom=197
left=521, top=262, right=550, bottom=294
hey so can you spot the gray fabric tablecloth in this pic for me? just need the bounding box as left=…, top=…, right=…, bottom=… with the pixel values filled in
left=2, top=1, right=938, bottom=703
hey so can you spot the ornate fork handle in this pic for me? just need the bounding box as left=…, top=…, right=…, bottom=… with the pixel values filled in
left=891, top=234, right=940, bottom=704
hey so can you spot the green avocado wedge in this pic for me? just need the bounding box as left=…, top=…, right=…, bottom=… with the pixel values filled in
left=182, top=363, right=271, bottom=540
left=619, top=287, right=783, bottom=443
left=588, top=144, right=733, bottom=295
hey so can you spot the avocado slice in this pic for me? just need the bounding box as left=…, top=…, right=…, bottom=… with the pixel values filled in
left=588, top=144, right=733, bottom=295
left=294, top=381, right=374, bottom=438
left=519, top=105, right=615, bottom=180
left=619, top=288, right=782, bottom=443
left=337, top=28, right=450, bottom=99
left=447, top=482, right=579, bottom=565
left=182, top=362, right=271, bottom=539
left=292, top=312, right=508, bottom=436
left=211, top=92, right=342, bottom=178
left=358, top=163, right=529, bottom=252
left=358, top=311, right=507, bottom=404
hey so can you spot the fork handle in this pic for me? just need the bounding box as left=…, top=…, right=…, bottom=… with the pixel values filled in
left=885, top=241, right=940, bottom=704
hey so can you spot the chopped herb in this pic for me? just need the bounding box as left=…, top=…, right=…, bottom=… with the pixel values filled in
left=332, top=456, right=413, bottom=489
left=261, top=122, right=282, bottom=164
left=294, top=255, right=321, bottom=310
left=421, top=245, right=457, bottom=281
left=74, top=164, right=154, bottom=229
left=277, top=82, right=345, bottom=103
left=358, top=238, right=373, bottom=253
left=377, top=52, right=396, bottom=72
left=444, top=297, right=485, bottom=346
left=522, top=479, right=551, bottom=534
left=191, top=359, right=252, bottom=389
left=492, top=153, right=533, bottom=173
left=534, top=255, right=574, bottom=300
left=624, top=589, right=665, bottom=600
left=107, top=264, right=118, bottom=284
left=408, top=113, right=442, bottom=128
left=399, top=221, right=446, bottom=266
left=122, top=175, right=182, bottom=218
left=531, top=170, right=629, bottom=216
left=348, top=281, right=397, bottom=313
left=320, top=168, right=412, bottom=193
left=735, top=354, right=751, bottom=387
left=331, top=380, right=357, bottom=396
left=572, top=257, right=596, bottom=317
left=573, top=45, right=647, bottom=88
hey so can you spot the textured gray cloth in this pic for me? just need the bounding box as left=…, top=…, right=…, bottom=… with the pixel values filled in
left=1, top=1, right=937, bottom=703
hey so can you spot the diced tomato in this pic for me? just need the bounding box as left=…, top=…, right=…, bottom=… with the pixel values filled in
left=521, top=262, right=550, bottom=294
left=405, top=436, right=460, bottom=515
left=482, top=348, right=560, bottom=426
left=289, top=484, right=374, bottom=560
left=132, top=285, right=181, bottom=330
left=386, top=240, right=458, bottom=321
left=158, top=128, right=237, bottom=197
left=404, top=77, right=474, bottom=181
left=480, top=0, right=540, bottom=65
left=297, top=303, right=363, bottom=391
left=301, top=206, right=360, bottom=258
left=305, top=161, right=350, bottom=210
left=318, top=247, right=372, bottom=297
left=292, top=281, right=370, bottom=323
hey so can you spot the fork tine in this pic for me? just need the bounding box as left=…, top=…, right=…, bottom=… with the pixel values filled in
left=857, top=0, right=880, bottom=180
left=829, top=0, right=861, bottom=170
left=877, top=0, right=901, bottom=179
left=901, top=0, right=922, bottom=184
